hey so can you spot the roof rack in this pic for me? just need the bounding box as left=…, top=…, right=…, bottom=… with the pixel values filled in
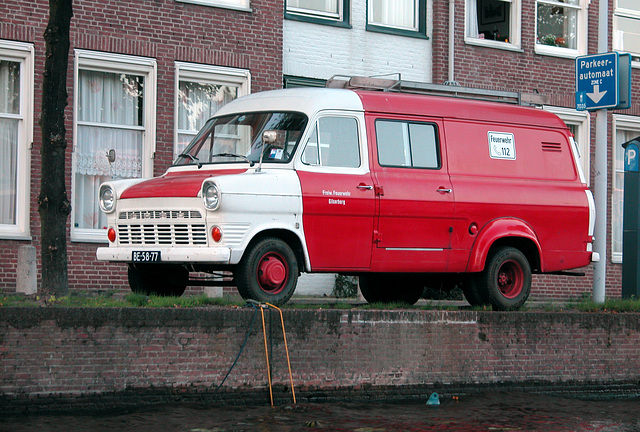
left=325, top=74, right=548, bottom=107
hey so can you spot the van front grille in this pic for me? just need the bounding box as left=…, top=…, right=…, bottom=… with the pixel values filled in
left=117, top=223, right=207, bottom=245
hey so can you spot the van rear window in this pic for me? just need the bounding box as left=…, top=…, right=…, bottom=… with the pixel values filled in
left=375, top=120, right=440, bottom=169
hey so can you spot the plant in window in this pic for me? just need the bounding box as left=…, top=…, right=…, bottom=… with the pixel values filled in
left=536, top=0, right=579, bottom=50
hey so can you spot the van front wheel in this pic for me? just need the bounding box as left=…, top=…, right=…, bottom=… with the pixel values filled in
left=128, top=264, right=188, bottom=297
left=480, top=247, right=531, bottom=311
left=235, top=237, right=299, bottom=306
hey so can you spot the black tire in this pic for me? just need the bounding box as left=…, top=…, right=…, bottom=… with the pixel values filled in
left=477, top=247, right=531, bottom=311
left=359, top=274, right=423, bottom=305
left=461, top=277, right=489, bottom=307
left=235, top=237, right=299, bottom=305
left=128, top=264, right=188, bottom=297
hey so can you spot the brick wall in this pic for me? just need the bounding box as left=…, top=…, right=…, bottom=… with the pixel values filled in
left=2, top=307, right=640, bottom=411
left=0, top=0, right=283, bottom=294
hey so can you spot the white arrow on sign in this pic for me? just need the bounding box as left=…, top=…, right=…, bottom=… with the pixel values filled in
left=587, top=84, right=607, bottom=104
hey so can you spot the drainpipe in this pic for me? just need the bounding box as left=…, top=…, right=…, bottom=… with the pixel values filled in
left=448, top=0, right=455, bottom=84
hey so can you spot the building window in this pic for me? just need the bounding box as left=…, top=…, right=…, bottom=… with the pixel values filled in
left=466, top=0, right=521, bottom=50
left=175, top=63, right=250, bottom=160
left=613, top=0, right=640, bottom=64
left=535, top=0, right=587, bottom=57
left=175, top=0, right=250, bottom=12
left=72, top=50, right=157, bottom=243
left=285, top=0, right=350, bottom=27
left=367, top=0, right=427, bottom=39
left=544, top=106, right=590, bottom=186
left=0, top=40, right=33, bottom=240
left=283, top=75, right=327, bottom=88
left=612, top=115, right=640, bottom=263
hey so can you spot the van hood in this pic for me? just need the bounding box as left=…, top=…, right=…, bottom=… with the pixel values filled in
left=120, top=169, right=247, bottom=199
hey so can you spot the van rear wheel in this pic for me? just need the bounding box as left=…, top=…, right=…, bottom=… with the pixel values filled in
left=479, top=247, right=531, bottom=311
left=359, top=274, right=423, bottom=305
left=235, top=237, right=299, bottom=306
left=461, top=277, right=489, bottom=307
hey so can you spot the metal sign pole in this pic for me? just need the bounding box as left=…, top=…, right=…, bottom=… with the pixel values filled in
left=591, top=0, right=609, bottom=304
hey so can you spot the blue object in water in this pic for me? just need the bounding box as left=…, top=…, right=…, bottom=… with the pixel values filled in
left=426, top=392, right=440, bottom=405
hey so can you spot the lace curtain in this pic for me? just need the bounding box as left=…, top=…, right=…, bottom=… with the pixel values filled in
left=75, top=69, right=144, bottom=230
left=0, top=60, right=20, bottom=225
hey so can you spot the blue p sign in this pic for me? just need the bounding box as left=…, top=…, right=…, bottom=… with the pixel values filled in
left=624, top=140, right=640, bottom=173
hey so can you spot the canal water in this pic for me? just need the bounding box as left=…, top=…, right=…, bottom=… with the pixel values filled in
left=2, top=391, right=639, bottom=431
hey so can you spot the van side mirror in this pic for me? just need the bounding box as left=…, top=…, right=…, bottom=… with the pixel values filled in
left=263, top=130, right=283, bottom=149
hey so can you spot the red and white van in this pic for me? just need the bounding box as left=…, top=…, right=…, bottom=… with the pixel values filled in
left=97, top=87, right=597, bottom=310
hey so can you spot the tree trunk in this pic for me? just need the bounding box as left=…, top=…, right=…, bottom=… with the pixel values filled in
left=38, top=0, right=73, bottom=296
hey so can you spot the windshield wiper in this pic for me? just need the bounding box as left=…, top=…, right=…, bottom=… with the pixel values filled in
left=211, top=153, right=255, bottom=167
left=177, top=152, right=203, bottom=168
left=178, top=153, right=199, bottom=162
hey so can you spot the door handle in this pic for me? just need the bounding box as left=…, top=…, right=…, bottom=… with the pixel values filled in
left=357, top=184, right=374, bottom=190
left=437, top=187, right=452, bottom=194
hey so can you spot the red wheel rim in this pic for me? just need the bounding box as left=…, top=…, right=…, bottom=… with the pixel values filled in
left=497, top=259, right=523, bottom=299
left=256, top=252, right=289, bottom=294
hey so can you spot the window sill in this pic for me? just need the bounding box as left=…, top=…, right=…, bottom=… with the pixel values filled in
left=535, top=45, right=582, bottom=59
left=464, top=37, right=522, bottom=52
left=366, top=24, right=428, bottom=40
left=285, top=12, right=351, bottom=28
left=72, top=230, right=109, bottom=244
left=0, top=232, right=32, bottom=241
left=612, top=253, right=622, bottom=264
left=175, top=0, right=251, bottom=12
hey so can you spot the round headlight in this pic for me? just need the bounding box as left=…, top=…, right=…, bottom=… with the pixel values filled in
left=99, top=185, right=116, bottom=213
left=203, top=181, right=221, bottom=211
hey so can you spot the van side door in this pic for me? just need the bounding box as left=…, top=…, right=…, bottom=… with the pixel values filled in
left=296, top=113, right=375, bottom=271
left=368, top=115, right=454, bottom=272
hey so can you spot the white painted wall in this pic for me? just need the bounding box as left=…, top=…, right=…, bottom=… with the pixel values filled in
left=294, top=273, right=336, bottom=297
left=283, top=0, right=433, bottom=82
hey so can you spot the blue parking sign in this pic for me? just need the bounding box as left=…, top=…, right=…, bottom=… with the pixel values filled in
left=575, top=52, right=619, bottom=110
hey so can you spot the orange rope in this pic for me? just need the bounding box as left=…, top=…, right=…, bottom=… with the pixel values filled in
left=266, top=303, right=296, bottom=404
left=259, top=305, right=274, bottom=406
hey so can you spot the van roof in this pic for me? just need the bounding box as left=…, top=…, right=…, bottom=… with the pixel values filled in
left=214, top=88, right=567, bottom=130
left=355, top=90, right=568, bottom=129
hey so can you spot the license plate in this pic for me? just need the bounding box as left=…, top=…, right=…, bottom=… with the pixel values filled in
left=132, top=251, right=161, bottom=263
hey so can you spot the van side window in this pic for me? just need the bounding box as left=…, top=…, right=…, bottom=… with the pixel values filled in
left=302, top=117, right=360, bottom=168
left=376, top=120, right=440, bottom=169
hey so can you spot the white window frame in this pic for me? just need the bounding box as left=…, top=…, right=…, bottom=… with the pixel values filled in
left=613, top=0, right=640, bottom=67
left=174, top=62, right=250, bottom=160
left=534, top=0, right=587, bottom=59
left=0, top=40, right=33, bottom=240
left=175, top=0, right=250, bottom=12
left=543, top=106, right=590, bottom=186
left=286, top=0, right=343, bottom=21
left=612, top=115, right=640, bottom=263
left=72, top=50, right=157, bottom=243
left=465, top=0, right=522, bottom=52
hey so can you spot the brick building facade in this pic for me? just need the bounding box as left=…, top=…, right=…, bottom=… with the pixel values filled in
left=1, top=0, right=639, bottom=300
left=0, top=0, right=283, bottom=293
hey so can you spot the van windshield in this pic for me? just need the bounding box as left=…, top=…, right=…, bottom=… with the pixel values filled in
left=174, top=112, right=308, bottom=166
